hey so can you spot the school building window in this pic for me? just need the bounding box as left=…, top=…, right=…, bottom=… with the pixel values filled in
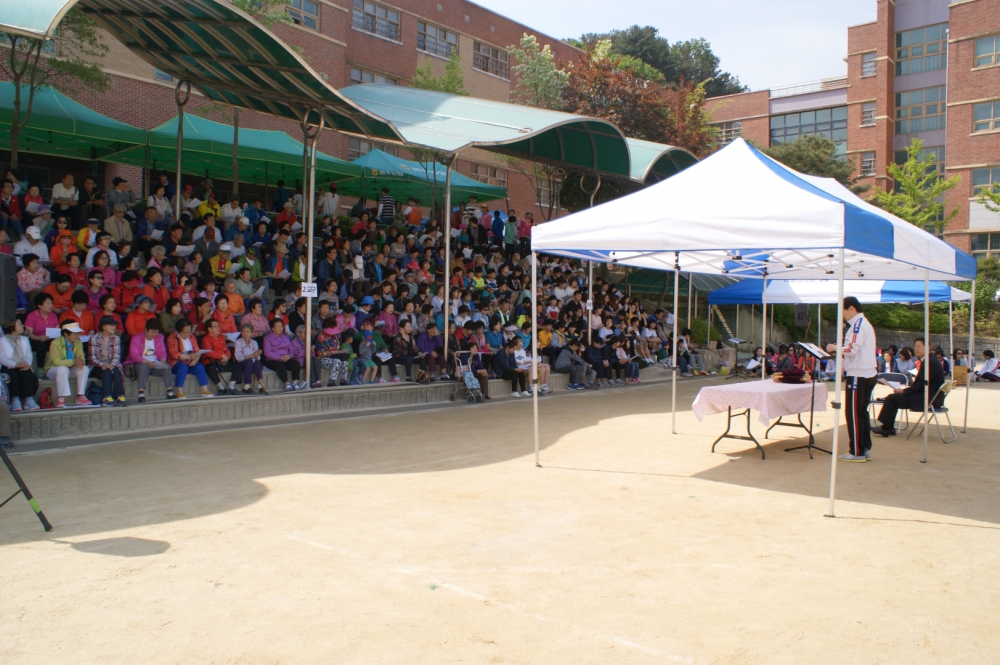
left=975, top=35, right=999, bottom=68
left=352, top=0, right=400, bottom=42
left=971, top=233, right=1000, bottom=261
left=895, top=85, right=946, bottom=135
left=895, top=145, right=946, bottom=179
left=348, top=138, right=398, bottom=160
left=417, top=22, right=457, bottom=58
left=861, top=102, right=876, bottom=126
left=350, top=67, right=399, bottom=85
left=769, top=107, right=847, bottom=154
left=895, top=23, right=948, bottom=75
left=287, top=0, right=319, bottom=30
left=971, top=167, right=1000, bottom=196
left=718, top=121, right=743, bottom=146
left=471, top=164, right=506, bottom=188
left=973, top=101, right=1000, bottom=133
left=861, top=152, right=876, bottom=176
left=473, top=42, right=508, bottom=79
left=861, top=52, right=877, bottom=77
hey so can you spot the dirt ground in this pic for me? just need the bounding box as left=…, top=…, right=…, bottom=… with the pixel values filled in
left=2, top=377, right=999, bottom=665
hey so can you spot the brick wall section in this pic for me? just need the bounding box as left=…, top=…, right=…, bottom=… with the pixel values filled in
left=845, top=1, right=895, bottom=194
left=703, top=90, right=771, bottom=147
left=945, top=0, right=1000, bottom=251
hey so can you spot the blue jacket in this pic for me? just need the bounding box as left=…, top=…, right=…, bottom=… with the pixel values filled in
left=491, top=215, right=504, bottom=240
left=493, top=349, right=517, bottom=376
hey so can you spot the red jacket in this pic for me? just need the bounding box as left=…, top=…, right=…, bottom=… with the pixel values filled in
left=166, top=331, right=201, bottom=364
left=125, top=309, right=156, bottom=338
left=114, top=283, right=142, bottom=315
left=141, top=283, right=169, bottom=312
left=200, top=332, right=231, bottom=364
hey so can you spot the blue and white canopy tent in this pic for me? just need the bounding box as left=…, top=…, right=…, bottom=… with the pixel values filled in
left=707, top=280, right=972, bottom=306
left=531, top=138, right=978, bottom=516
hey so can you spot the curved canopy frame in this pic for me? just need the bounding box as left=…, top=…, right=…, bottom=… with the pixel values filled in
left=0, top=0, right=401, bottom=140
left=625, top=138, right=698, bottom=184
left=340, top=84, right=634, bottom=179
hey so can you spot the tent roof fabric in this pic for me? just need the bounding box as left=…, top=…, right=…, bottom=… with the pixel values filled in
left=1, top=0, right=400, bottom=140
left=532, top=138, right=977, bottom=282
left=106, top=114, right=361, bottom=184
left=708, top=279, right=972, bottom=305
left=625, top=138, right=698, bottom=183
left=346, top=149, right=506, bottom=204
left=0, top=82, right=146, bottom=160
left=339, top=84, right=634, bottom=179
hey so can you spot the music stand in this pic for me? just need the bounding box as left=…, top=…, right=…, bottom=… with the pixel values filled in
left=0, top=445, right=52, bottom=531
left=724, top=338, right=751, bottom=380
left=767, top=342, right=831, bottom=459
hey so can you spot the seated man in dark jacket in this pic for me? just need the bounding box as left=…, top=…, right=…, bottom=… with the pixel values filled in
left=873, top=338, right=944, bottom=436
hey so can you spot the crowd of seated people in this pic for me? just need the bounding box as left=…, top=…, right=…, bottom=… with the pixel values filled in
left=1, top=169, right=699, bottom=418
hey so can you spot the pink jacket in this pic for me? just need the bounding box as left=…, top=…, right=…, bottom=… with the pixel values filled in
left=376, top=311, right=398, bottom=336
left=126, top=333, right=167, bottom=365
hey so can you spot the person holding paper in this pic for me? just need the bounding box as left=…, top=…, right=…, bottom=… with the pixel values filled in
left=104, top=203, right=133, bottom=247
left=0, top=320, right=41, bottom=412
left=873, top=338, right=945, bottom=436
left=221, top=278, right=246, bottom=317
left=196, top=193, right=222, bottom=222
left=25, top=292, right=60, bottom=365
left=220, top=197, right=242, bottom=231
left=166, top=319, right=213, bottom=398
left=829, top=297, right=878, bottom=461
left=265, top=242, right=290, bottom=294
left=137, top=206, right=164, bottom=258
left=263, top=319, right=301, bottom=391
left=207, top=243, right=234, bottom=280
left=201, top=319, right=241, bottom=395
left=126, top=318, right=177, bottom=403
left=147, top=185, right=173, bottom=222
left=16, top=251, right=50, bottom=295
left=45, top=322, right=92, bottom=407
left=171, top=183, right=196, bottom=213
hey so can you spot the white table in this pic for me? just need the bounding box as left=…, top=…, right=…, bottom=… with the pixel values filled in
left=692, top=381, right=829, bottom=459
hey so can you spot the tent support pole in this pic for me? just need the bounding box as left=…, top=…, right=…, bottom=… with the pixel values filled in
left=687, top=273, right=692, bottom=330
left=761, top=275, right=767, bottom=382
left=707, top=302, right=712, bottom=348
left=532, top=251, right=540, bottom=467
left=750, top=305, right=754, bottom=348
left=948, top=300, right=953, bottom=359
left=671, top=258, right=680, bottom=434
left=964, top=281, right=975, bottom=433
left=817, top=304, right=821, bottom=346
left=923, top=272, right=930, bottom=464
left=587, top=262, right=593, bottom=346
left=735, top=304, right=740, bottom=343
left=301, top=112, right=323, bottom=389
left=232, top=107, right=240, bottom=198
left=173, top=80, right=191, bottom=222
left=442, top=154, right=455, bottom=367
left=826, top=248, right=846, bottom=518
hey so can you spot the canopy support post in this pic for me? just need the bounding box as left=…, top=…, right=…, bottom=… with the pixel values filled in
left=817, top=304, right=822, bottom=346
left=948, top=300, right=954, bottom=359
left=761, top=274, right=768, bottom=382
left=300, top=111, right=323, bottom=390
left=173, top=80, right=191, bottom=222
left=735, top=304, right=740, bottom=344
left=532, top=251, right=540, bottom=467
left=687, top=273, right=692, bottom=330
left=232, top=107, right=240, bottom=198
left=964, top=280, right=975, bottom=433
left=671, top=256, right=680, bottom=434
left=922, top=272, right=930, bottom=464
left=442, top=153, right=456, bottom=367
left=750, top=304, right=754, bottom=348
left=826, top=249, right=846, bottom=518
left=587, top=262, right=593, bottom=346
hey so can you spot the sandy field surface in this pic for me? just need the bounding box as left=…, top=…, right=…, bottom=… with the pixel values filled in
left=2, top=377, right=999, bottom=665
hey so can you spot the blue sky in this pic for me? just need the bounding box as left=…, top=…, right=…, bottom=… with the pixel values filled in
left=474, top=0, right=877, bottom=91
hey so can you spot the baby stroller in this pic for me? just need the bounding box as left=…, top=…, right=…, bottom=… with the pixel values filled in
left=449, top=356, right=484, bottom=403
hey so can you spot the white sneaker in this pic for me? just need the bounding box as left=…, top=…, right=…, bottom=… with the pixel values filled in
left=510, top=391, right=521, bottom=398
left=10, top=397, right=22, bottom=412
left=838, top=453, right=869, bottom=463
left=24, top=397, right=40, bottom=411
left=541, top=384, right=550, bottom=393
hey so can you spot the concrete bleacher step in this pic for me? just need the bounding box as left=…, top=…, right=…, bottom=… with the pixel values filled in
left=10, top=363, right=672, bottom=450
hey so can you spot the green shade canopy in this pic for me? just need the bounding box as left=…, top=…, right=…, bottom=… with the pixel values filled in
left=340, top=85, right=633, bottom=179
left=0, top=82, right=147, bottom=161
left=622, top=269, right=737, bottom=295
left=342, top=149, right=506, bottom=205
left=0, top=0, right=401, bottom=140
left=105, top=114, right=363, bottom=186
left=625, top=138, right=698, bottom=184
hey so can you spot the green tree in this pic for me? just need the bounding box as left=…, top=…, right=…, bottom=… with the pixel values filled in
left=615, top=54, right=666, bottom=84
left=509, top=34, right=567, bottom=109
left=763, top=135, right=862, bottom=191
left=0, top=9, right=109, bottom=168
left=976, top=182, right=1000, bottom=214
left=584, top=25, right=672, bottom=79
left=413, top=51, right=469, bottom=96
left=231, top=0, right=293, bottom=29
left=869, top=139, right=959, bottom=232
left=669, top=38, right=747, bottom=97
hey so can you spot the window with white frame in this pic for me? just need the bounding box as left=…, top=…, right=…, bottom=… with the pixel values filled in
left=718, top=121, right=742, bottom=146
left=971, top=233, right=1000, bottom=261
left=971, top=166, right=1000, bottom=196
left=287, top=0, right=319, bottom=30
left=861, top=102, right=876, bottom=126
left=974, top=34, right=999, bottom=68
left=473, top=42, right=508, bottom=79
left=350, top=67, right=398, bottom=86
left=417, top=22, right=457, bottom=58
left=861, top=151, right=876, bottom=176
left=471, top=164, right=506, bottom=188
left=861, top=52, right=877, bottom=76
left=973, top=101, right=1000, bottom=133
left=537, top=175, right=559, bottom=208
left=896, top=23, right=948, bottom=75
left=352, top=0, right=400, bottom=41
left=895, top=85, right=946, bottom=135
left=348, top=138, right=398, bottom=160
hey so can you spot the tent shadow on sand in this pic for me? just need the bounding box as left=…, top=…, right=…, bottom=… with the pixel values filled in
left=0, top=387, right=679, bottom=546
left=691, top=422, right=1000, bottom=527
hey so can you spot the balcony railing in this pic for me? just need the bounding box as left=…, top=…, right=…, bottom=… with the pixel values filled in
left=770, top=76, right=849, bottom=99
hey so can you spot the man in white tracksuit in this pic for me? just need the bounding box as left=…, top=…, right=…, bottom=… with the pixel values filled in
left=828, top=296, right=878, bottom=462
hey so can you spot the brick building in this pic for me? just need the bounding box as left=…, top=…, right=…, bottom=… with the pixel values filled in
left=705, top=0, right=1000, bottom=258
left=1, top=0, right=582, bottom=220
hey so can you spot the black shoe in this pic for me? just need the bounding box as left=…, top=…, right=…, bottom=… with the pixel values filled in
left=242, top=388, right=254, bottom=395
left=165, top=392, right=178, bottom=400
left=1, top=436, right=14, bottom=450
left=137, top=394, right=146, bottom=404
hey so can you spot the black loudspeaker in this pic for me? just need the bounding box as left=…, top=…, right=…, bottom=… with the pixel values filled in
left=0, top=253, right=16, bottom=326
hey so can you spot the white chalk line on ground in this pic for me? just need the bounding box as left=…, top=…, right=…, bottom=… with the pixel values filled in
left=287, top=532, right=692, bottom=662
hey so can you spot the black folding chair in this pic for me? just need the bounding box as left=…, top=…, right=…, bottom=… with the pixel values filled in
left=907, top=380, right=957, bottom=444
left=870, top=372, right=911, bottom=430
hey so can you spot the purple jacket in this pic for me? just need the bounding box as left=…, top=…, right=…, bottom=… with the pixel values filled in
left=416, top=331, right=442, bottom=355
left=289, top=335, right=307, bottom=364
left=263, top=332, right=294, bottom=361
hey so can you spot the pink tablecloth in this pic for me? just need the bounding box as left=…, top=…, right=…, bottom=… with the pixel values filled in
left=692, top=381, right=829, bottom=425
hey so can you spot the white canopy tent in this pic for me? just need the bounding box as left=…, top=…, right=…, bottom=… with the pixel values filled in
left=530, top=138, right=978, bottom=516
